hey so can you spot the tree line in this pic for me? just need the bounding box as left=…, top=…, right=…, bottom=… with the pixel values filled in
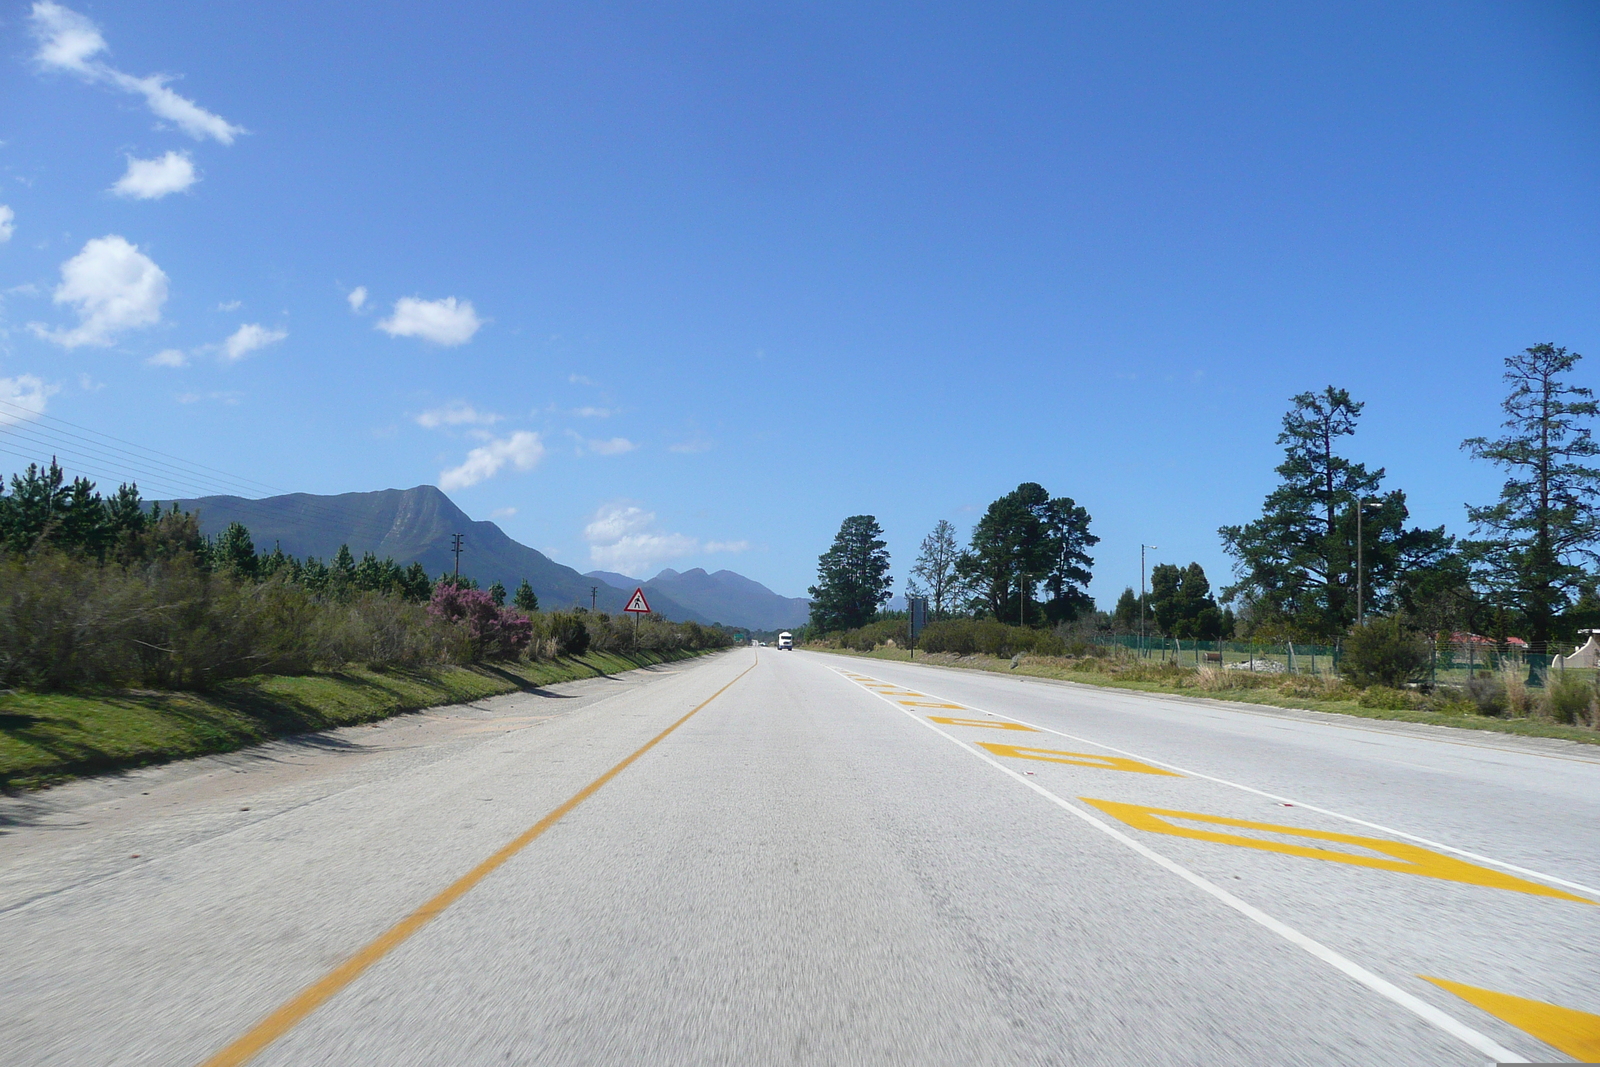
left=807, top=481, right=1099, bottom=633
left=0, top=461, right=732, bottom=691
left=1220, top=343, right=1598, bottom=655
left=805, top=343, right=1600, bottom=661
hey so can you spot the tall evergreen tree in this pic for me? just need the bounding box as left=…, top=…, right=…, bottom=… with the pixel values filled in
left=1461, top=344, right=1600, bottom=655
left=1111, top=587, right=1141, bottom=633
left=488, top=580, right=507, bottom=606
left=808, top=515, right=893, bottom=633
left=513, top=578, right=539, bottom=612
left=1148, top=562, right=1223, bottom=639
left=957, top=483, right=1097, bottom=625
left=1220, top=387, right=1450, bottom=639
left=213, top=522, right=259, bottom=579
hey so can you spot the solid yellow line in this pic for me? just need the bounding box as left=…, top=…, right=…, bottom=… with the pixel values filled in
left=197, top=656, right=757, bottom=1067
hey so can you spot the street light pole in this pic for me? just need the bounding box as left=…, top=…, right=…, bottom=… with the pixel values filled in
left=1140, top=544, right=1157, bottom=656
left=1354, top=499, right=1381, bottom=625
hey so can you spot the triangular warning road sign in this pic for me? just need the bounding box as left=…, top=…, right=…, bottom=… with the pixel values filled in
left=624, top=587, right=651, bottom=614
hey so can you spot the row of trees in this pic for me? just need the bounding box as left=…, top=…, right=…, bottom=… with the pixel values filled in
left=808, top=482, right=1099, bottom=633
left=1219, top=344, right=1599, bottom=653
left=806, top=344, right=1597, bottom=659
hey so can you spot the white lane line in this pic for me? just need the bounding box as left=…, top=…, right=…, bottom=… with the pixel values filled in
left=828, top=667, right=1528, bottom=1065
left=835, top=664, right=1600, bottom=901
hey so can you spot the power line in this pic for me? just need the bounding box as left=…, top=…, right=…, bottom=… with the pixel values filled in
left=0, top=405, right=402, bottom=539
left=0, top=397, right=286, bottom=498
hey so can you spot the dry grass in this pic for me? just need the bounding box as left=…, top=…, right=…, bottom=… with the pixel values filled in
left=819, top=645, right=1600, bottom=746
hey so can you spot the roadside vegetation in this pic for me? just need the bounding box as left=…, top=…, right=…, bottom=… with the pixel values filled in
left=0, top=461, right=735, bottom=787
left=803, top=343, right=1600, bottom=742
left=813, top=636, right=1599, bottom=745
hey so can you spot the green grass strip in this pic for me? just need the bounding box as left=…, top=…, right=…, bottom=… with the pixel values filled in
left=0, top=650, right=711, bottom=790
left=819, top=646, right=1600, bottom=747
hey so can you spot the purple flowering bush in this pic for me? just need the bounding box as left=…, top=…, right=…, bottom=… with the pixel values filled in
left=428, top=584, right=532, bottom=661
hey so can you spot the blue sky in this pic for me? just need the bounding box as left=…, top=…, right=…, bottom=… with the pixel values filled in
left=2, top=1, right=1597, bottom=605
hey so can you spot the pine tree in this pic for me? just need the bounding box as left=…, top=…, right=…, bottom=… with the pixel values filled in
left=1111, top=587, right=1141, bottom=633
left=808, top=515, right=893, bottom=633
left=513, top=579, right=539, bottom=612
left=488, top=580, right=507, bottom=606
left=1221, top=387, right=1450, bottom=639
left=1462, top=344, right=1600, bottom=656
left=213, top=522, right=259, bottom=579
left=957, top=483, right=1097, bottom=625
left=1149, top=562, right=1223, bottom=639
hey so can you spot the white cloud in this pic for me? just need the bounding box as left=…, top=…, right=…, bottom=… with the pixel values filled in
left=0, top=205, right=14, bottom=243
left=581, top=501, right=746, bottom=575
left=217, top=299, right=241, bottom=311
left=111, top=151, right=197, bottom=199
left=32, top=234, right=168, bottom=348
left=568, top=373, right=598, bottom=386
left=377, top=296, right=481, bottom=346
left=147, top=348, right=187, bottom=367
left=28, top=1, right=103, bottom=73
left=587, top=436, right=636, bottom=456
left=439, top=430, right=543, bottom=491
left=221, top=323, right=287, bottom=362
left=347, top=286, right=368, bottom=312
left=704, top=540, right=751, bottom=554
left=416, top=401, right=500, bottom=429
left=30, top=2, right=244, bottom=144
left=572, top=406, right=612, bottom=418
left=0, top=375, right=57, bottom=427
left=176, top=390, right=240, bottom=405
left=490, top=507, right=517, bottom=520
left=669, top=438, right=713, bottom=454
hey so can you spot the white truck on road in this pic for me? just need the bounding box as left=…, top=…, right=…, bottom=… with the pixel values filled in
left=777, top=632, right=793, bottom=650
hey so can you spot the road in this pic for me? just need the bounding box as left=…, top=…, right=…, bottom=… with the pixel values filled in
left=2, top=648, right=1597, bottom=1065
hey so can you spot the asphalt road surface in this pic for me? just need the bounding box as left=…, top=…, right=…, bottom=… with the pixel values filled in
left=3, top=648, right=1597, bottom=1065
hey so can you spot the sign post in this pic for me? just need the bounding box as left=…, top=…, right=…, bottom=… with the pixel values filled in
left=907, top=595, right=928, bottom=660
left=623, top=587, right=651, bottom=647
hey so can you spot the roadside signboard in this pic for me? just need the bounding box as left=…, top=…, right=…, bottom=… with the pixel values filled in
left=624, top=588, right=651, bottom=614
left=908, top=595, right=928, bottom=642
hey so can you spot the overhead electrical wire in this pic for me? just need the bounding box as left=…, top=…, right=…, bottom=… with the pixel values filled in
left=0, top=399, right=427, bottom=539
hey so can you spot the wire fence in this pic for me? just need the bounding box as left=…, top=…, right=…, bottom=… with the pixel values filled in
left=1089, top=634, right=1555, bottom=686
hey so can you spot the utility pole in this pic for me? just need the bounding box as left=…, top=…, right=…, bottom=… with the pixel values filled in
left=590, top=586, right=598, bottom=612
left=1140, top=544, right=1157, bottom=657
left=451, top=533, right=464, bottom=577
left=1353, top=498, right=1380, bottom=625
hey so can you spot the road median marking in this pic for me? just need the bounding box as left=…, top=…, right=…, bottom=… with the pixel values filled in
left=1420, top=976, right=1600, bottom=1060
left=197, top=656, right=759, bottom=1067
left=928, top=716, right=1038, bottom=731
left=830, top=665, right=1528, bottom=1064
left=1079, top=798, right=1594, bottom=903
left=979, top=743, right=1181, bottom=776
left=827, top=665, right=1600, bottom=902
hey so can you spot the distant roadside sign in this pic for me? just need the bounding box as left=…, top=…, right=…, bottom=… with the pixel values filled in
left=624, top=588, right=651, bottom=614
left=908, top=595, right=929, bottom=641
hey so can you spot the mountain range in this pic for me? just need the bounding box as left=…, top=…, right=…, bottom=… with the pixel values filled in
left=584, top=568, right=810, bottom=631
left=168, top=485, right=809, bottom=631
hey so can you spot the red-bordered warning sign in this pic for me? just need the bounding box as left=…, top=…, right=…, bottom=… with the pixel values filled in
left=623, top=587, right=651, bottom=614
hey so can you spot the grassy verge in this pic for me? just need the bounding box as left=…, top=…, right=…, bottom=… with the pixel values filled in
left=815, top=646, right=1600, bottom=747
left=0, top=649, right=713, bottom=790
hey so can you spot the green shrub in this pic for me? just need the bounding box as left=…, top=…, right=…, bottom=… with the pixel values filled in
left=1464, top=676, right=1509, bottom=717
left=1357, top=685, right=1423, bottom=710
left=1340, top=616, right=1431, bottom=689
left=1546, top=672, right=1596, bottom=726
left=917, top=619, right=1063, bottom=658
